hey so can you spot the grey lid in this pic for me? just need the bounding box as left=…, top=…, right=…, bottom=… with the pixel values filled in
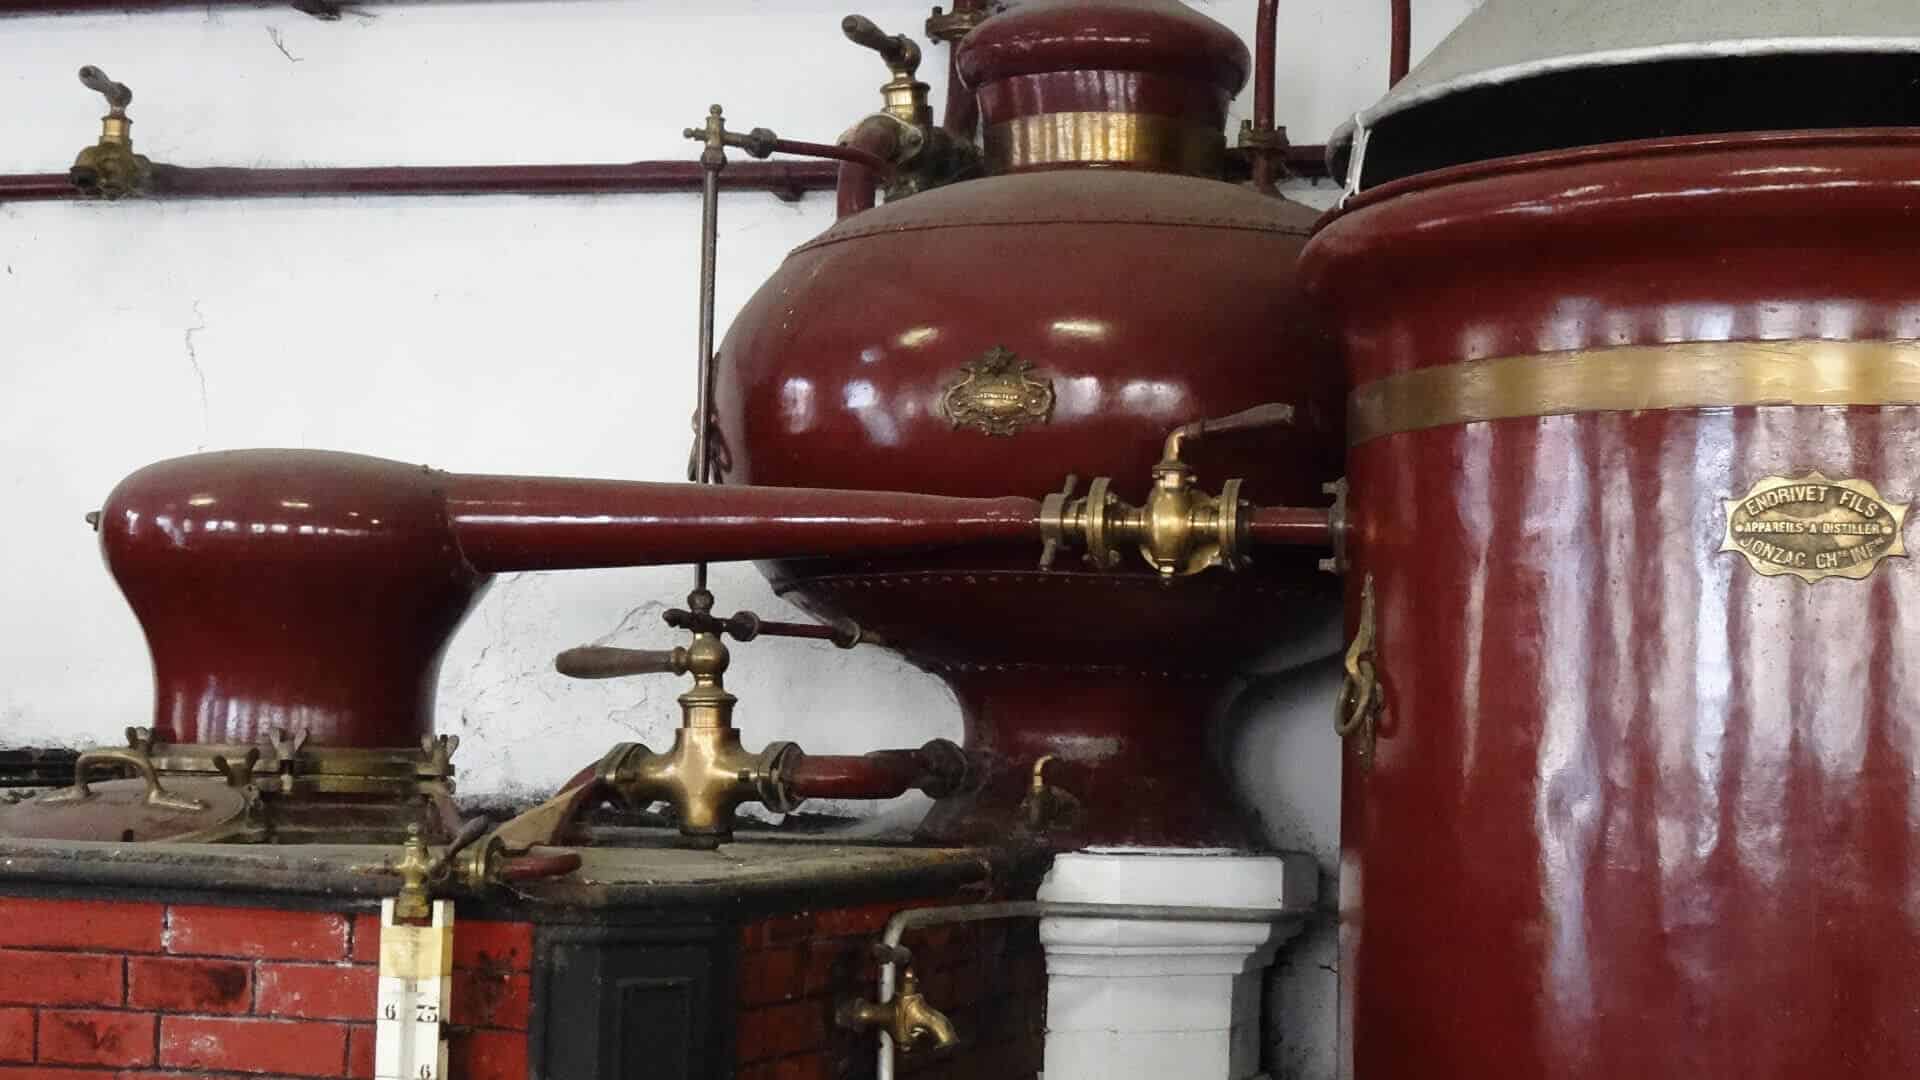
left=1331, top=0, right=1920, bottom=192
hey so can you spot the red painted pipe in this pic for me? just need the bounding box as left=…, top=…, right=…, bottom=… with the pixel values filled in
left=496, top=851, right=583, bottom=882
left=835, top=115, right=902, bottom=219
left=1389, top=0, right=1411, bottom=86
left=782, top=742, right=964, bottom=801
left=940, top=0, right=987, bottom=138
left=0, top=160, right=838, bottom=204
left=764, top=137, right=892, bottom=178
left=1247, top=505, right=1333, bottom=546
left=1252, top=0, right=1279, bottom=194
left=444, top=471, right=1040, bottom=572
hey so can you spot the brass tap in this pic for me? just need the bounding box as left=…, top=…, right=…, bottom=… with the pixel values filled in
left=836, top=966, right=960, bottom=1052
left=570, top=590, right=798, bottom=847
left=1039, top=402, right=1299, bottom=579
left=392, top=825, right=436, bottom=923
left=843, top=14, right=931, bottom=126
left=71, top=66, right=152, bottom=200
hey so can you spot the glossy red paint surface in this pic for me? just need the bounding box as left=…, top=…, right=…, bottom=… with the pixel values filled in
left=100, top=450, right=1045, bottom=749
left=958, top=0, right=1249, bottom=96
left=718, top=167, right=1340, bottom=846
left=101, top=451, right=483, bottom=749
left=1305, top=131, right=1920, bottom=1078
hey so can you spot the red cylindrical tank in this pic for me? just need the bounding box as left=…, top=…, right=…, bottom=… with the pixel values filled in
left=714, top=0, right=1341, bottom=848
left=1304, top=129, right=1920, bottom=1078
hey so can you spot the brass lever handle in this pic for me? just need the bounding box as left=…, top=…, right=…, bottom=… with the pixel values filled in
left=555, top=645, right=691, bottom=679
left=43, top=748, right=207, bottom=813
left=1335, top=573, right=1382, bottom=764
left=842, top=14, right=922, bottom=77
left=78, top=65, right=131, bottom=112
left=1164, top=401, right=1295, bottom=462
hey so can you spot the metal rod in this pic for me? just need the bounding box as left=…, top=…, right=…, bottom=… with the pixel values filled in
left=1247, top=505, right=1335, bottom=547
left=0, top=160, right=837, bottom=205
left=692, top=126, right=725, bottom=595
left=870, top=900, right=1299, bottom=1080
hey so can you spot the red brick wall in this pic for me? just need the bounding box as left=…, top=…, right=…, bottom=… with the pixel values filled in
left=735, top=900, right=1046, bottom=1080
left=0, top=895, right=529, bottom=1080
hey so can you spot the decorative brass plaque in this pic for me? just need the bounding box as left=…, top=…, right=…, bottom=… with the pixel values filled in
left=940, top=346, right=1054, bottom=437
left=1720, top=472, right=1910, bottom=582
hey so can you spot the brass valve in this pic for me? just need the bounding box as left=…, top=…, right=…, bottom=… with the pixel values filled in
left=558, top=589, right=799, bottom=847
left=71, top=65, right=152, bottom=200
left=1039, top=403, right=1297, bottom=579
left=843, top=14, right=931, bottom=126
left=837, top=964, right=960, bottom=1053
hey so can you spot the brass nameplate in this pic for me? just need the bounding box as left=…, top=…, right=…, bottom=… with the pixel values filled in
left=1720, top=473, right=1909, bottom=582
left=940, top=346, right=1054, bottom=437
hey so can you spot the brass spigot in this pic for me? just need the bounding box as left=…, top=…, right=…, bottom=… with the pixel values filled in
left=570, top=589, right=798, bottom=847
left=71, top=66, right=152, bottom=200
left=1039, top=403, right=1300, bottom=579
left=843, top=14, right=931, bottom=126
left=837, top=965, right=960, bottom=1052
left=392, top=825, right=437, bottom=923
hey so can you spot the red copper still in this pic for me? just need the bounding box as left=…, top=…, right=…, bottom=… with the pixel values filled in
left=715, top=0, right=1341, bottom=849
left=101, top=449, right=1038, bottom=750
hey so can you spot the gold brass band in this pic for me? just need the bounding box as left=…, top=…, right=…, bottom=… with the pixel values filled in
left=984, top=111, right=1225, bottom=175
left=1348, top=340, right=1920, bottom=445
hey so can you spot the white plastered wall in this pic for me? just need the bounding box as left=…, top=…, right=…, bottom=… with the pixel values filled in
left=0, top=2, right=1477, bottom=1074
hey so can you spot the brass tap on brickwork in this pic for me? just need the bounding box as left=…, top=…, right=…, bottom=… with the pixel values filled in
left=71, top=66, right=151, bottom=200
left=1039, top=402, right=1298, bottom=578
left=836, top=962, right=960, bottom=1053
left=558, top=589, right=798, bottom=847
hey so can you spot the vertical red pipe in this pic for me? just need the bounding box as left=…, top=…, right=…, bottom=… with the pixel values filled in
left=941, top=0, right=986, bottom=138
left=835, top=115, right=902, bottom=219
left=1389, top=0, right=1411, bottom=85
left=1251, top=0, right=1279, bottom=194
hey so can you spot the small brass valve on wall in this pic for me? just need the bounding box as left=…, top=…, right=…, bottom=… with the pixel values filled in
left=71, top=66, right=151, bottom=200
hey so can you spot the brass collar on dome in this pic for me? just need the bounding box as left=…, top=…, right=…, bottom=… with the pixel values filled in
left=984, top=111, right=1226, bottom=175
left=1348, top=340, right=1920, bottom=445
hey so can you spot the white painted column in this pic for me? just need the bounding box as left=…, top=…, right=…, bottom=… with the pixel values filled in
left=1038, top=848, right=1315, bottom=1080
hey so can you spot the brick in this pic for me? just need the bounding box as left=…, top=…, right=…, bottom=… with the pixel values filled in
left=736, top=999, right=830, bottom=1064
left=451, top=970, right=530, bottom=1031
left=739, top=944, right=810, bottom=1006
left=0, top=898, right=164, bottom=954
left=167, top=906, right=350, bottom=962
left=160, top=1016, right=347, bottom=1077
left=451, top=921, right=531, bottom=974
left=0, top=1068, right=118, bottom=1079
left=347, top=915, right=381, bottom=965
left=0, top=951, right=122, bottom=1007
left=37, top=1011, right=154, bottom=1068
left=0, top=1010, right=29, bottom=1063
left=740, top=912, right=816, bottom=951
left=448, top=1029, right=526, bottom=1080
left=345, top=1025, right=374, bottom=1080
left=255, top=963, right=377, bottom=1022
left=812, top=901, right=900, bottom=939
left=128, top=955, right=252, bottom=1014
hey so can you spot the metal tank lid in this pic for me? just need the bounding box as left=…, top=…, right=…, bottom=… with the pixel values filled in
left=1329, top=0, right=1920, bottom=193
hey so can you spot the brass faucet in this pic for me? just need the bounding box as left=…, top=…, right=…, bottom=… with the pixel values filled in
left=838, top=13, right=981, bottom=198
left=575, top=590, right=797, bottom=847
left=1040, top=402, right=1299, bottom=578
left=71, top=66, right=151, bottom=200
left=837, top=966, right=960, bottom=1052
